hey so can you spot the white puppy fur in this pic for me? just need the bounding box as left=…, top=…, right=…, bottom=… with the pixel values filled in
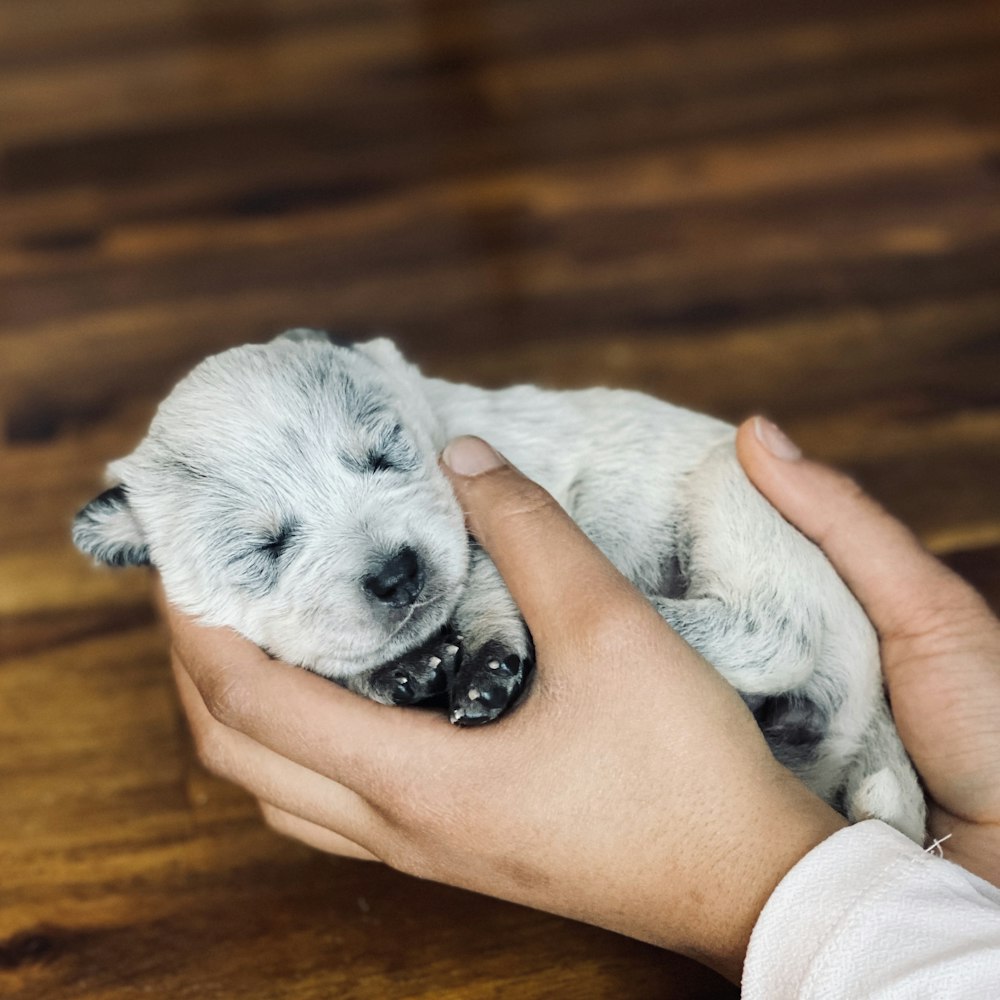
left=74, top=330, right=926, bottom=842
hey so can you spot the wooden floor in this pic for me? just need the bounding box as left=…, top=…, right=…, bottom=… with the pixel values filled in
left=2, top=1, right=999, bottom=997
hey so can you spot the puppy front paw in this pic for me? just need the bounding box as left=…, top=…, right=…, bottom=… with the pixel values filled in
left=367, top=629, right=462, bottom=706
left=449, top=639, right=533, bottom=726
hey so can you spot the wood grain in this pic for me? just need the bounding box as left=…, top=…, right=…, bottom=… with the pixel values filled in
left=2, top=0, right=998, bottom=996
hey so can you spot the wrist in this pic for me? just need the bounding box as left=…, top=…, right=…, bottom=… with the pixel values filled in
left=686, top=776, right=849, bottom=983
left=933, top=812, right=1000, bottom=887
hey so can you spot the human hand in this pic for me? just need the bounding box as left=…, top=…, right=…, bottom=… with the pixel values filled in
left=738, top=416, right=1000, bottom=884
left=163, top=435, right=846, bottom=982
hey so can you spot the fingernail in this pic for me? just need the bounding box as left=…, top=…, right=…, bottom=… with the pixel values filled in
left=442, top=436, right=505, bottom=476
left=753, top=416, right=802, bottom=461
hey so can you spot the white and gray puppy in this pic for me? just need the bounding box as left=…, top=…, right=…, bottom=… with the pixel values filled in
left=74, top=329, right=926, bottom=842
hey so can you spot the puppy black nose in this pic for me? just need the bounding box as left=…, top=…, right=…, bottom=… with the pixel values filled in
left=364, top=547, right=424, bottom=607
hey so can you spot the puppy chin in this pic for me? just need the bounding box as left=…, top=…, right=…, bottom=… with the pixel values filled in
left=373, top=597, right=455, bottom=663
left=300, top=601, right=454, bottom=682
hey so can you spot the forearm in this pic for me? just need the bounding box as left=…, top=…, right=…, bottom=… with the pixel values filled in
left=676, top=784, right=847, bottom=983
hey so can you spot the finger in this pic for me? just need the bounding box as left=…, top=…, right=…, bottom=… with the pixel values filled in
left=258, top=802, right=380, bottom=861
left=735, top=416, right=986, bottom=638
left=172, top=648, right=392, bottom=846
left=173, top=655, right=382, bottom=840
left=440, top=436, right=651, bottom=646
left=156, top=574, right=461, bottom=790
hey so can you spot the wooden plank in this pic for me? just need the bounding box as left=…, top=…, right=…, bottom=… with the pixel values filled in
left=2, top=0, right=998, bottom=996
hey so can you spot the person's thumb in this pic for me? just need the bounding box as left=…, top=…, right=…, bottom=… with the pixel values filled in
left=440, top=436, right=639, bottom=646
left=735, top=416, right=984, bottom=639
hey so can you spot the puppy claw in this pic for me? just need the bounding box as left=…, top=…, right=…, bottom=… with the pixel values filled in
left=369, top=630, right=462, bottom=706
left=449, top=641, right=533, bottom=727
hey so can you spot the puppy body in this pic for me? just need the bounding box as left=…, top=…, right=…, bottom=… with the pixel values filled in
left=74, top=331, right=926, bottom=842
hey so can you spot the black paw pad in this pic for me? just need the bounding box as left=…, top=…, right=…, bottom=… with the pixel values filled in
left=449, top=642, right=532, bottom=727
left=370, top=632, right=462, bottom=706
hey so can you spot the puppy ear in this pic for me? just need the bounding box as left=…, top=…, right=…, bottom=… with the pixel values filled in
left=272, top=328, right=354, bottom=348
left=354, top=337, right=407, bottom=370
left=73, top=485, right=150, bottom=567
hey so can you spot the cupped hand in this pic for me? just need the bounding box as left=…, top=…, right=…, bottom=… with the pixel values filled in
left=162, top=435, right=845, bottom=983
left=738, top=416, right=1000, bottom=883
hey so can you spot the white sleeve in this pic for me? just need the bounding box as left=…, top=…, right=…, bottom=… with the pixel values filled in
left=742, top=819, right=1000, bottom=999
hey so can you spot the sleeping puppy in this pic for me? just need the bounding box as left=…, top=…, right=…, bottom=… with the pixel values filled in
left=73, top=329, right=926, bottom=842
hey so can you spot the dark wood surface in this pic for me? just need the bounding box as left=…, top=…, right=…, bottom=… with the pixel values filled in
left=2, top=1, right=999, bottom=997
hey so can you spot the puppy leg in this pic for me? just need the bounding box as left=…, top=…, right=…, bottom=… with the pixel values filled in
left=348, top=629, right=463, bottom=707
left=449, top=544, right=534, bottom=726
left=645, top=440, right=888, bottom=806
left=841, top=705, right=927, bottom=843
left=649, top=594, right=821, bottom=697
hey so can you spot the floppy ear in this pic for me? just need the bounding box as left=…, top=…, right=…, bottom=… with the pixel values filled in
left=72, top=485, right=150, bottom=567
left=272, top=328, right=354, bottom=348
left=354, top=336, right=409, bottom=371
left=353, top=337, right=440, bottom=440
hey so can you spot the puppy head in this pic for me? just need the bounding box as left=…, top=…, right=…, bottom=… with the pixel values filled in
left=73, top=331, right=469, bottom=678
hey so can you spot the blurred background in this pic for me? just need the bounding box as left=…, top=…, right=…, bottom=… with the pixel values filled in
left=1, top=1, right=998, bottom=998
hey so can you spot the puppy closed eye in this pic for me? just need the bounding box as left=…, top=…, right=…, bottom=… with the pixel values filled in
left=256, top=523, right=297, bottom=559
left=228, top=523, right=298, bottom=594
left=347, top=424, right=417, bottom=474
left=365, top=449, right=407, bottom=473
